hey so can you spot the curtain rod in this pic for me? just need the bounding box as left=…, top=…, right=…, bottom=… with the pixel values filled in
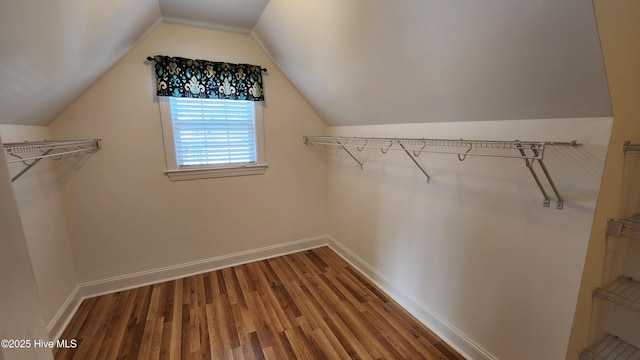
left=145, top=56, right=267, bottom=72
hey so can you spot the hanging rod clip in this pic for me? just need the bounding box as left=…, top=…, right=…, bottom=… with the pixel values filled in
left=413, top=141, right=426, bottom=157
left=357, top=139, right=367, bottom=152
left=381, top=141, right=393, bottom=154
left=458, top=141, right=473, bottom=161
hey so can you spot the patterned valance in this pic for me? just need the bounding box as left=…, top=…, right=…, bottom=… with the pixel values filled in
left=148, top=55, right=265, bottom=101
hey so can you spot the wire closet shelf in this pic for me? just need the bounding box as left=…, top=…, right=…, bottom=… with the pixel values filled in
left=593, top=276, right=640, bottom=314
left=580, top=333, right=640, bottom=360
left=606, top=141, right=640, bottom=240
left=3, top=139, right=101, bottom=182
left=303, top=135, right=579, bottom=209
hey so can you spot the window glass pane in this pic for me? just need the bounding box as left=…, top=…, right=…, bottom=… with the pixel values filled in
left=170, top=98, right=256, bottom=166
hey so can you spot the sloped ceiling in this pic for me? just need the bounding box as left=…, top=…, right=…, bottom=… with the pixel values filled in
left=0, top=0, right=611, bottom=127
left=0, top=0, right=161, bottom=126
left=254, top=0, right=612, bottom=126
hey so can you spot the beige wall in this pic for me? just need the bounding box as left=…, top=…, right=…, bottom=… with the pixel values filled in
left=0, top=125, right=79, bottom=334
left=567, top=1, right=640, bottom=358
left=0, top=133, right=53, bottom=360
left=325, top=118, right=612, bottom=359
left=48, top=23, right=329, bottom=283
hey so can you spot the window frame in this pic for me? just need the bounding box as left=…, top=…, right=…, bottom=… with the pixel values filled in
left=159, top=96, right=267, bottom=181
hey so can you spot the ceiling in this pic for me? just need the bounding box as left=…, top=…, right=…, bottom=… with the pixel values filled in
left=0, top=0, right=161, bottom=126
left=0, top=0, right=612, bottom=127
left=160, top=0, right=269, bottom=33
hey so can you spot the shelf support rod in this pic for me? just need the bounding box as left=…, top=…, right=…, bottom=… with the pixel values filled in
left=336, top=140, right=363, bottom=169
left=11, top=149, right=53, bottom=182
left=532, top=148, right=564, bottom=209
left=399, top=143, right=431, bottom=183
left=519, top=148, right=551, bottom=207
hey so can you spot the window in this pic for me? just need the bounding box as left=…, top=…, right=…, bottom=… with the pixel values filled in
left=159, top=97, right=267, bottom=180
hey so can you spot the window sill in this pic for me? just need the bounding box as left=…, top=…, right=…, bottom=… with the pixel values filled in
left=165, top=164, right=268, bottom=181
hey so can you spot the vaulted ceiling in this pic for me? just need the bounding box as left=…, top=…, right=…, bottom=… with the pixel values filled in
left=0, top=0, right=611, bottom=127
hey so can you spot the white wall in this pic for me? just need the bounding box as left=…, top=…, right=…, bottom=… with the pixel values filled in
left=48, top=23, right=329, bottom=283
left=0, top=133, right=53, bottom=360
left=324, top=118, right=612, bottom=359
left=0, top=125, right=79, bottom=336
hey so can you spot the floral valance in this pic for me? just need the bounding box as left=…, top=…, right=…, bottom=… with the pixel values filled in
left=148, top=55, right=265, bottom=101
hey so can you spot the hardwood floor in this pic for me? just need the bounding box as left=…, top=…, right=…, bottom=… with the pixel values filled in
left=54, top=246, right=465, bottom=359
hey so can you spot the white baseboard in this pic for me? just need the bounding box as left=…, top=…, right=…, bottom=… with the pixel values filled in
left=79, top=235, right=330, bottom=298
left=47, top=285, right=83, bottom=341
left=49, top=235, right=329, bottom=341
left=325, top=235, right=496, bottom=360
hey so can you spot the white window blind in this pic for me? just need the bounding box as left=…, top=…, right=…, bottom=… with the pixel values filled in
left=169, top=97, right=257, bottom=167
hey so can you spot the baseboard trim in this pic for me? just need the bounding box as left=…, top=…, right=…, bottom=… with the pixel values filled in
left=49, top=236, right=329, bottom=341
left=326, top=235, right=496, bottom=360
left=47, top=285, right=82, bottom=341
left=79, top=235, right=330, bottom=298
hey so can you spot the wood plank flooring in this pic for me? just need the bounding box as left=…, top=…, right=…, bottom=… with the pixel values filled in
left=54, top=246, right=465, bottom=359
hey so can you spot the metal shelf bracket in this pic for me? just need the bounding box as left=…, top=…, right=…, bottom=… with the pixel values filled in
left=623, top=140, right=640, bottom=152
left=517, top=144, right=564, bottom=209
left=399, top=142, right=431, bottom=183
left=606, top=215, right=640, bottom=240
left=335, top=138, right=363, bottom=169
